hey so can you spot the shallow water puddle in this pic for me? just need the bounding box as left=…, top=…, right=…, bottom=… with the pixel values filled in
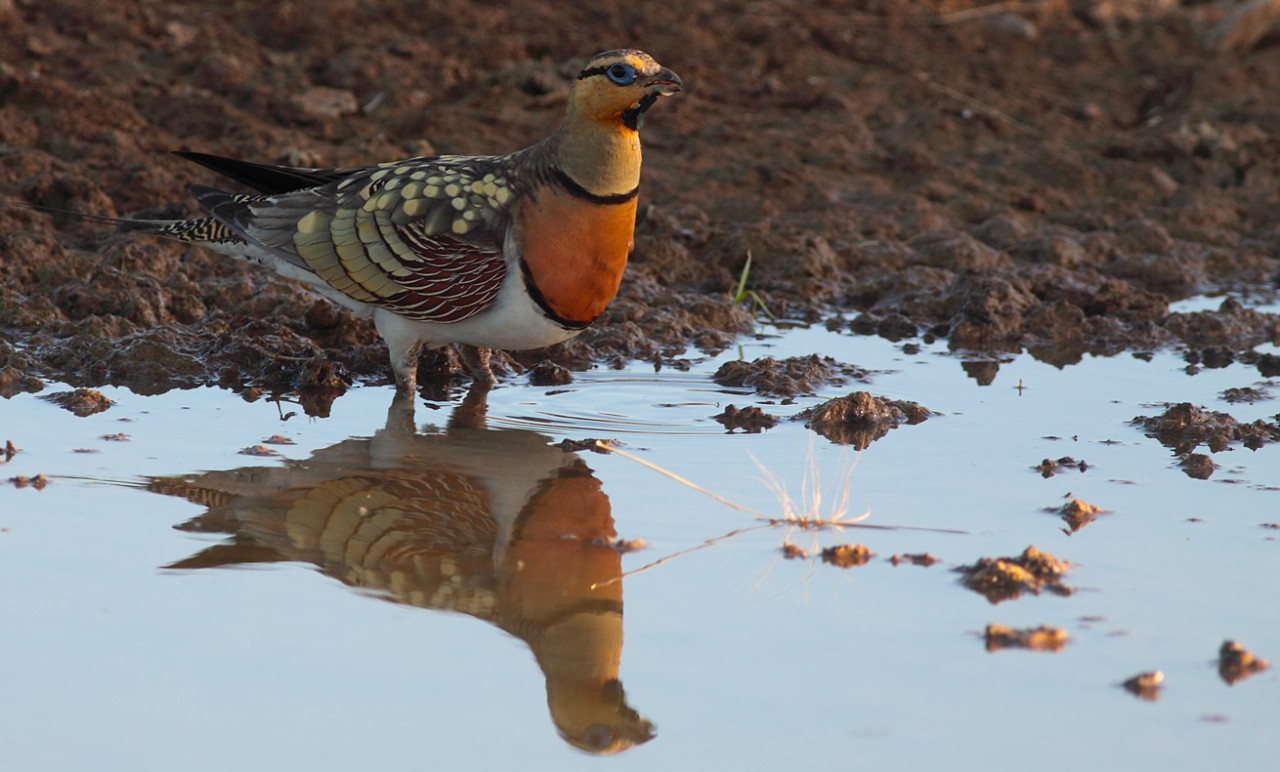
left=1, top=325, right=1277, bottom=770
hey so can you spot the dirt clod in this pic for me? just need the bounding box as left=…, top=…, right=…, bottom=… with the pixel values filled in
left=39, top=388, right=114, bottom=416
left=712, top=404, right=778, bottom=433
left=1122, top=671, right=1164, bottom=702
left=528, top=360, right=574, bottom=387
left=238, top=445, right=279, bottom=457
left=1221, top=385, right=1273, bottom=404
left=1055, top=497, right=1105, bottom=534
left=555, top=438, right=614, bottom=454
left=956, top=545, right=1073, bottom=604
left=610, top=538, right=648, bottom=554
left=9, top=474, right=49, bottom=490
left=820, top=544, right=873, bottom=569
left=796, top=391, right=934, bottom=448
left=983, top=624, right=1068, bottom=653
left=1181, top=453, right=1216, bottom=480
left=713, top=355, right=866, bottom=398
left=780, top=542, right=808, bottom=560
left=1133, top=402, right=1280, bottom=454
left=1218, top=640, right=1270, bottom=685
left=889, top=552, right=939, bottom=567
left=1034, top=456, right=1089, bottom=478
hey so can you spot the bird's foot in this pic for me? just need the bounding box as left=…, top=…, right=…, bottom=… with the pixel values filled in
left=458, top=345, right=499, bottom=388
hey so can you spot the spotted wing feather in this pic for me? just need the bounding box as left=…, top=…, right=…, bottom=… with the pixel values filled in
left=192, top=155, right=525, bottom=323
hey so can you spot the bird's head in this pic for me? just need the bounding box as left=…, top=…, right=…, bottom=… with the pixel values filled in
left=568, top=50, right=682, bottom=131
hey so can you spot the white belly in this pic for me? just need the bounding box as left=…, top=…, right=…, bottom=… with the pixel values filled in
left=231, top=239, right=585, bottom=355
left=370, top=268, right=584, bottom=353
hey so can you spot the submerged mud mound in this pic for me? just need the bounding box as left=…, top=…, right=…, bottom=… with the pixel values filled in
left=1133, top=401, right=1280, bottom=453
left=956, top=545, right=1074, bottom=605
left=713, top=354, right=867, bottom=398
left=2, top=2, right=1279, bottom=398
left=795, top=390, right=934, bottom=448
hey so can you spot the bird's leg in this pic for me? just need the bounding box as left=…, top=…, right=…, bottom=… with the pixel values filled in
left=390, top=341, right=422, bottom=394
left=458, top=345, right=499, bottom=387
left=374, top=311, right=423, bottom=394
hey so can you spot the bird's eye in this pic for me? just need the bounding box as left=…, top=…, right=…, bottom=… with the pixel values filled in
left=606, top=63, right=637, bottom=85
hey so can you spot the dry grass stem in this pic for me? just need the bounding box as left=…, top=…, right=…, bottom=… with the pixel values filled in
left=912, top=71, right=1040, bottom=136
left=756, top=2, right=1046, bottom=26
left=591, top=523, right=773, bottom=589
left=597, top=440, right=869, bottom=530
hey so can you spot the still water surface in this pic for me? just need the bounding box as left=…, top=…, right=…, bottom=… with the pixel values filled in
left=1, top=324, right=1276, bottom=770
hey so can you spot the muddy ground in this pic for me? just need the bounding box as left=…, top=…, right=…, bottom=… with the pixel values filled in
left=1, top=1, right=1278, bottom=403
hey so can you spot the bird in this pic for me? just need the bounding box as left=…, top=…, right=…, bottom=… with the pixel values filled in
left=139, top=49, right=681, bottom=392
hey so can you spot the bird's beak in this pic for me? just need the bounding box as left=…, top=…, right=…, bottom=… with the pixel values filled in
left=646, top=68, right=682, bottom=95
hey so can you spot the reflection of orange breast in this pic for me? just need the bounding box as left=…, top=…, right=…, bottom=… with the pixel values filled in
left=518, top=187, right=637, bottom=325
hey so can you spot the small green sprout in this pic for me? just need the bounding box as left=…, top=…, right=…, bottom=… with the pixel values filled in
left=732, top=250, right=776, bottom=321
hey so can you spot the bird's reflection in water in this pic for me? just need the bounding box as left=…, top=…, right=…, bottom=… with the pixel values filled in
left=148, top=389, right=655, bottom=754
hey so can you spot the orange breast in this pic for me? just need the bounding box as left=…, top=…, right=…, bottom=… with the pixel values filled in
left=518, top=187, right=637, bottom=325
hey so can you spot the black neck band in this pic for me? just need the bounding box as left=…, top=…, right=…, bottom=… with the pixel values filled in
left=519, top=258, right=595, bottom=330
left=551, top=167, right=639, bottom=205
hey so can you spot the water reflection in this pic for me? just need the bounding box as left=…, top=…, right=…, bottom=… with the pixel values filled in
left=147, top=391, right=655, bottom=754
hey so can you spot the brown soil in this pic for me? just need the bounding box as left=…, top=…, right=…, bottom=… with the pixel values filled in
left=38, top=386, right=113, bottom=415
left=713, top=354, right=867, bottom=397
left=1218, top=639, right=1270, bottom=685
left=1034, top=455, right=1089, bottom=477
left=889, top=552, right=939, bottom=567
left=983, top=623, right=1069, bottom=652
left=1054, top=495, right=1105, bottom=533
left=1122, top=670, right=1164, bottom=701
left=3, top=2, right=1280, bottom=400
left=956, top=544, right=1073, bottom=604
left=712, top=403, right=779, bottom=432
left=820, top=543, right=874, bottom=568
left=796, top=390, right=934, bottom=447
left=1133, top=401, right=1280, bottom=452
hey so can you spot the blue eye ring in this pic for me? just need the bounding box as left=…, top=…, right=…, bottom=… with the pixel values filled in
left=606, top=63, right=638, bottom=85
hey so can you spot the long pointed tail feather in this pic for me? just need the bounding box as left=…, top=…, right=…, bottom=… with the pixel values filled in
left=174, top=150, right=352, bottom=194
left=8, top=196, right=246, bottom=248
left=6, top=197, right=172, bottom=231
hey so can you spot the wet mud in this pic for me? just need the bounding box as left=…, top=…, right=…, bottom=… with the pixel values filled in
left=1217, top=639, right=1270, bottom=685
left=38, top=386, right=113, bottom=416
left=820, top=543, right=873, bottom=568
left=1133, top=401, right=1280, bottom=453
left=956, top=545, right=1073, bottom=604
left=712, top=354, right=867, bottom=398
left=1122, top=670, right=1165, bottom=701
left=3, top=2, right=1278, bottom=399
left=711, top=403, right=779, bottom=433
left=1034, top=456, right=1089, bottom=478
left=795, top=390, right=934, bottom=448
left=888, top=552, right=939, bottom=567
left=983, top=623, right=1069, bottom=653
left=1049, top=496, right=1106, bottom=533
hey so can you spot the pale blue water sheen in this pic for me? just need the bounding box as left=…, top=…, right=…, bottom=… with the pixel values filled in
left=1, top=324, right=1277, bottom=771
